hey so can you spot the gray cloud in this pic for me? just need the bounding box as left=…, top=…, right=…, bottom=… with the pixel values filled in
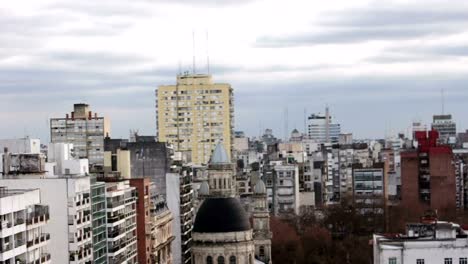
left=256, top=5, right=468, bottom=47
left=367, top=43, right=468, bottom=64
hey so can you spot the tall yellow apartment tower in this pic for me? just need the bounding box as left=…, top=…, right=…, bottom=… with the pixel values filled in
left=156, top=74, right=234, bottom=165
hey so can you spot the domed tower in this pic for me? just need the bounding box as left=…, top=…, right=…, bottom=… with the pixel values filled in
left=207, top=143, right=236, bottom=198
left=253, top=180, right=272, bottom=263
left=192, top=143, right=256, bottom=264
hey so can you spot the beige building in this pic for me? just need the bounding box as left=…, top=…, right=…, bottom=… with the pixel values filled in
left=50, top=103, right=110, bottom=169
left=156, top=74, right=234, bottom=165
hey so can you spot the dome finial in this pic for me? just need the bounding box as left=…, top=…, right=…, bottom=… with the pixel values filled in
left=254, top=179, right=266, bottom=194
left=210, top=142, right=230, bottom=164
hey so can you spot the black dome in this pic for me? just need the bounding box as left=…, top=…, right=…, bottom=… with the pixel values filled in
left=193, top=198, right=251, bottom=233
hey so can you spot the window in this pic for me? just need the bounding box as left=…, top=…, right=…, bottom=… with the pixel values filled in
left=445, top=259, right=452, bottom=264
left=229, top=256, right=236, bottom=264
left=206, top=256, right=213, bottom=264
left=388, top=257, right=396, bottom=264
left=259, top=246, right=265, bottom=258
left=218, top=256, right=225, bottom=264
left=460, top=258, right=468, bottom=264
left=416, top=259, right=424, bottom=264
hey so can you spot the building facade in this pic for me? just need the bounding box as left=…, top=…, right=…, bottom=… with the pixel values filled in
left=0, top=176, right=93, bottom=264
left=50, top=103, right=110, bottom=169
left=156, top=74, right=234, bottom=165
left=432, top=114, right=457, bottom=144
left=374, top=221, right=468, bottom=264
left=103, top=179, right=138, bottom=264
left=91, top=176, right=108, bottom=264
left=307, top=107, right=341, bottom=143
left=0, top=187, right=51, bottom=264
left=401, top=130, right=457, bottom=220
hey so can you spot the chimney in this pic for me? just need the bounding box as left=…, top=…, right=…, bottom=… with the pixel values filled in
left=88, top=111, right=92, bottom=120
left=71, top=112, right=75, bottom=120
left=66, top=113, right=69, bottom=119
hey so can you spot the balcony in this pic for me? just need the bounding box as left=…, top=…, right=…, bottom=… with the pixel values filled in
left=27, top=233, right=51, bottom=248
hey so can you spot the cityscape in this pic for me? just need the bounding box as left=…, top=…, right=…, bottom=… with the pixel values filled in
left=2, top=1, right=468, bottom=264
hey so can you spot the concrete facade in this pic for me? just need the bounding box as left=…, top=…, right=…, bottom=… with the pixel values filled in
left=156, top=74, right=234, bottom=165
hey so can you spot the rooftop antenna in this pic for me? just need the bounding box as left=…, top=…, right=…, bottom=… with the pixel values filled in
left=441, top=88, right=445, bottom=115
left=206, top=31, right=210, bottom=74
left=284, top=107, right=289, bottom=141
left=192, top=30, right=196, bottom=75
left=178, top=60, right=182, bottom=75
left=303, top=107, right=307, bottom=136
left=325, top=104, right=330, bottom=143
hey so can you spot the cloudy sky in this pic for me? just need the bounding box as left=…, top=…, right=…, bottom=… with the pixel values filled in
left=2, top=0, right=468, bottom=141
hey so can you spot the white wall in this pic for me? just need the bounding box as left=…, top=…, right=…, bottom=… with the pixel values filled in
left=166, top=172, right=181, bottom=264
left=0, top=138, right=41, bottom=154
left=0, top=176, right=91, bottom=264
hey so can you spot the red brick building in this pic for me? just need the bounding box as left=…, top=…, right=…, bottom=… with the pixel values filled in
left=129, top=178, right=152, bottom=264
left=401, top=130, right=456, bottom=219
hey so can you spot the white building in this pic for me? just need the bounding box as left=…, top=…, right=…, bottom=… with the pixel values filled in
left=0, top=187, right=51, bottom=264
left=0, top=176, right=93, bottom=264
left=307, top=107, right=341, bottom=143
left=104, top=179, right=138, bottom=264
left=0, top=138, right=41, bottom=154
left=270, top=162, right=300, bottom=215
left=166, top=167, right=194, bottom=264
left=46, top=143, right=89, bottom=176
left=374, top=221, right=468, bottom=264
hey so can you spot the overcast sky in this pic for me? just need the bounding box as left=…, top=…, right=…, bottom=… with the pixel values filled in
left=2, top=0, right=468, bottom=142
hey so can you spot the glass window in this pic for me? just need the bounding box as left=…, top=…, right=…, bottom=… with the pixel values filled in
left=389, top=257, right=397, bottom=264
left=445, top=259, right=452, bottom=264
left=460, top=258, right=468, bottom=264
left=206, top=256, right=213, bottom=264
left=218, top=256, right=225, bottom=264
left=229, top=256, right=236, bottom=264
left=416, top=259, right=424, bottom=264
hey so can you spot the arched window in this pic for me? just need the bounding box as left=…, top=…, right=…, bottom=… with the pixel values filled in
left=249, top=254, right=252, bottom=264
left=217, top=256, right=225, bottom=264
left=229, top=256, right=236, bottom=264
left=206, top=256, right=213, bottom=264
left=259, top=246, right=265, bottom=258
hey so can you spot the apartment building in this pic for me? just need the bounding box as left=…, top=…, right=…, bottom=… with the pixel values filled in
left=156, top=74, right=234, bottom=165
left=91, top=175, right=108, bottom=264
left=0, top=187, right=51, bottom=264
left=103, top=178, right=138, bottom=264
left=0, top=176, right=93, bottom=263
left=50, top=103, right=110, bottom=169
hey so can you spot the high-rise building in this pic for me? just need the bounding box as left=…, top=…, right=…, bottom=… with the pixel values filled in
left=50, top=103, right=110, bottom=169
left=102, top=178, right=138, bottom=264
left=0, top=187, right=51, bottom=264
left=432, top=114, right=457, bottom=144
left=401, top=130, right=456, bottom=219
left=307, top=107, right=341, bottom=143
left=156, top=74, right=234, bottom=165
left=90, top=176, right=108, bottom=264
left=129, top=178, right=152, bottom=264
left=166, top=158, right=194, bottom=264
left=352, top=162, right=388, bottom=216
left=0, top=176, right=93, bottom=263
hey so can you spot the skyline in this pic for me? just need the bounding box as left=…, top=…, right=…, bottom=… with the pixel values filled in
left=2, top=0, right=468, bottom=140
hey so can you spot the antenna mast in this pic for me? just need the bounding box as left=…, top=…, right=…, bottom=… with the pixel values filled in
left=206, top=31, right=210, bottom=74
left=441, top=88, right=445, bottom=115
left=192, top=31, right=196, bottom=74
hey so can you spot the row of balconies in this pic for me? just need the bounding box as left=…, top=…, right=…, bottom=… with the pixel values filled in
left=26, top=233, right=50, bottom=247
left=27, top=253, right=51, bottom=264
left=69, top=247, right=92, bottom=262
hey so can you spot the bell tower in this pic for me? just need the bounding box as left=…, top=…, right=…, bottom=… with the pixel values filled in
left=252, top=180, right=272, bottom=263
